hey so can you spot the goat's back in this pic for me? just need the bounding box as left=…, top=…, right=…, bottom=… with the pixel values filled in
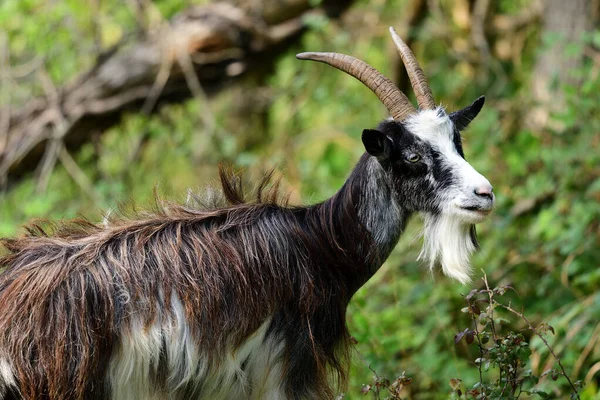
left=0, top=196, right=361, bottom=399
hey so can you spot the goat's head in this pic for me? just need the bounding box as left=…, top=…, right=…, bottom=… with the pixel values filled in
left=297, top=28, right=494, bottom=283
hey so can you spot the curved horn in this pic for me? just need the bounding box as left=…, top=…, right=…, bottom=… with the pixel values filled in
left=296, top=52, right=416, bottom=121
left=389, top=27, right=436, bottom=110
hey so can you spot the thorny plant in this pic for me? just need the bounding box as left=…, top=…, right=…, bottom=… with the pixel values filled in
left=451, top=273, right=583, bottom=399
left=358, top=365, right=412, bottom=400
left=358, top=273, right=584, bottom=400
left=354, top=333, right=412, bottom=400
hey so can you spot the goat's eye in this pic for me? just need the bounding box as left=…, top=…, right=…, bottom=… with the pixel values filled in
left=407, top=153, right=421, bottom=163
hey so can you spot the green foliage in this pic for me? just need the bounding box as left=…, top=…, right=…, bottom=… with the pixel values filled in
left=1, top=1, right=599, bottom=399
left=355, top=277, right=586, bottom=399
left=454, top=278, right=581, bottom=399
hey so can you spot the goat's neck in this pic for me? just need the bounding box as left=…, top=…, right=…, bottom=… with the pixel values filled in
left=357, top=155, right=409, bottom=260
left=337, top=154, right=410, bottom=276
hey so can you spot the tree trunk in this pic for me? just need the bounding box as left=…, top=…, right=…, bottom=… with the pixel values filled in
left=530, top=0, right=596, bottom=129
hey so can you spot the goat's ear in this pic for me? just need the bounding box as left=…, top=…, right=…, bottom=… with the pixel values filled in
left=362, top=129, right=392, bottom=160
left=450, top=96, right=485, bottom=131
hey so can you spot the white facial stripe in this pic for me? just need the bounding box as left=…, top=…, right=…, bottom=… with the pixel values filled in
left=406, top=109, right=492, bottom=283
left=404, top=108, right=453, bottom=144
left=404, top=108, right=491, bottom=192
left=446, top=152, right=491, bottom=191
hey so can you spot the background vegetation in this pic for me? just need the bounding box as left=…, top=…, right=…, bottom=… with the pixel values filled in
left=0, top=0, right=598, bottom=398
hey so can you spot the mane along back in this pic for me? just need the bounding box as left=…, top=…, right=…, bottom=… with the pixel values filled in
left=0, top=166, right=368, bottom=399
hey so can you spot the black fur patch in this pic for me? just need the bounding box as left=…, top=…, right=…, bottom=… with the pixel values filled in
left=366, top=120, right=451, bottom=213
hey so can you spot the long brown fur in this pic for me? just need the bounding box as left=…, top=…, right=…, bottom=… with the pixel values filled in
left=0, top=164, right=375, bottom=400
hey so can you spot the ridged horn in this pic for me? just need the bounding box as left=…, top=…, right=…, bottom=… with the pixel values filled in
left=389, top=27, right=436, bottom=110
left=296, top=52, right=416, bottom=121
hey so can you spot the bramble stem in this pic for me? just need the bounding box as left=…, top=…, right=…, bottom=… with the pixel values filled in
left=498, top=303, right=580, bottom=399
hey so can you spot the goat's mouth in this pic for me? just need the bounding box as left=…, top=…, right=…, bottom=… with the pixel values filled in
left=453, top=203, right=493, bottom=222
left=459, top=205, right=492, bottom=214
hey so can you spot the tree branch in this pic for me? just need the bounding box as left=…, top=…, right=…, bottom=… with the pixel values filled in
left=0, top=0, right=354, bottom=185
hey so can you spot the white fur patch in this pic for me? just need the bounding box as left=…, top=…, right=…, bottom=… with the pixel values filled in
left=109, top=310, right=165, bottom=399
left=406, top=108, right=491, bottom=283
left=419, top=212, right=476, bottom=284
left=0, top=357, right=17, bottom=396
left=404, top=108, right=454, bottom=144
left=240, top=336, right=286, bottom=399
left=405, top=108, right=492, bottom=196
left=108, top=293, right=286, bottom=400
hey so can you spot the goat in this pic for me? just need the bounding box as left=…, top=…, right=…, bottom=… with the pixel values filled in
left=0, top=28, right=494, bottom=400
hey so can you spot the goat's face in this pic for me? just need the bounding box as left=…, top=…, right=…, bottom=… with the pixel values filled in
left=362, top=96, right=493, bottom=283
left=297, top=31, right=492, bottom=282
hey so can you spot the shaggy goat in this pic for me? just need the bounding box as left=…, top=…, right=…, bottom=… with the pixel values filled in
left=0, top=28, right=494, bottom=400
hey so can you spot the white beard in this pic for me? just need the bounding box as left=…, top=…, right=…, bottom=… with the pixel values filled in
left=419, top=212, right=476, bottom=284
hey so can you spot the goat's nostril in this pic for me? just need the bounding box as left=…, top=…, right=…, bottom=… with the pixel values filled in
left=474, top=185, right=494, bottom=198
